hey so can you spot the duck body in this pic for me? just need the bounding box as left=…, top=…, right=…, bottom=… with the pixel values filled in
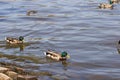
left=27, top=10, right=37, bottom=16
left=5, top=36, right=24, bottom=44
left=99, top=3, right=113, bottom=9
left=44, top=50, right=69, bottom=61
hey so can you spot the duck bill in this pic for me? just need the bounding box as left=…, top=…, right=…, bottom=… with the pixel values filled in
left=66, top=55, right=70, bottom=59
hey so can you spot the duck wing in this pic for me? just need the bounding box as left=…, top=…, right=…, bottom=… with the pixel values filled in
left=45, top=50, right=61, bottom=57
left=5, top=37, right=18, bottom=42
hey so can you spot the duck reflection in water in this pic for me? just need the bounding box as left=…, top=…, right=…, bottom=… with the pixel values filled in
left=5, top=43, right=25, bottom=51
left=62, top=61, right=69, bottom=71
left=45, top=53, right=69, bottom=70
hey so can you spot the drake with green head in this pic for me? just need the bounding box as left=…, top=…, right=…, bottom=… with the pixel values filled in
left=110, top=0, right=120, bottom=4
left=44, top=50, right=70, bottom=61
left=5, top=36, right=24, bottom=44
left=99, top=0, right=114, bottom=9
left=110, top=0, right=113, bottom=4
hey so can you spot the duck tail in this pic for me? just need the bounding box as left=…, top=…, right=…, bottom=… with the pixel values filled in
left=44, top=52, right=47, bottom=55
left=5, top=37, right=7, bottom=40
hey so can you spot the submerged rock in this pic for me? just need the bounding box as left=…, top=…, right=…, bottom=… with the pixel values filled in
left=11, top=66, right=25, bottom=74
left=6, top=71, right=18, bottom=80
left=0, top=62, right=39, bottom=80
left=17, top=75, right=38, bottom=80
left=0, top=73, right=12, bottom=80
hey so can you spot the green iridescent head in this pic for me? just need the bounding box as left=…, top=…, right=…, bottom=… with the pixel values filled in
left=61, top=51, right=68, bottom=57
left=19, top=36, right=24, bottom=41
left=109, top=0, right=113, bottom=4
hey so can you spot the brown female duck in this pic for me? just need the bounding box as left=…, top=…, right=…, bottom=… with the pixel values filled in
left=26, top=10, right=37, bottom=16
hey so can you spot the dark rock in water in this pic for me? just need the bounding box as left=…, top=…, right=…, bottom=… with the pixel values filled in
left=17, top=75, right=38, bottom=80
left=10, top=66, right=25, bottom=74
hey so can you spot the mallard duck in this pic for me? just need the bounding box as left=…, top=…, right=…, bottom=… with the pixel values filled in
left=26, top=10, right=37, bottom=16
left=44, top=50, right=70, bottom=61
left=99, top=0, right=113, bottom=9
left=110, top=0, right=120, bottom=4
left=5, top=36, right=24, bottom=44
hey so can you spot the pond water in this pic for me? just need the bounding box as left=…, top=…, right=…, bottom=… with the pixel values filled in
left=0, top=0, right=120, bottom=80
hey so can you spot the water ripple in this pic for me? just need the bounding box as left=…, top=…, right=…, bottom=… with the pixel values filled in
left=0, top=0, right=120, bottom=79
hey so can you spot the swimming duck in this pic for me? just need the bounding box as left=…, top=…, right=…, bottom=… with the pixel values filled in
left=44, top=50, right=70, bottom=61
left=5, top=36, right=24, bottom=44
left=99, top=0, right=113, bottom=9
left=110, top=0, right=120, bottom=4
left=26, top=10, right=37, bottom=16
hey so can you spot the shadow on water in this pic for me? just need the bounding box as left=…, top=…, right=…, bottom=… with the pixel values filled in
left=19, top=17, right=52, bottom=21
left=61, top=61, right=69, bottom=70
left=0, top=41, right=30, bottom=51
left=5, top=43, right=28, bottom=51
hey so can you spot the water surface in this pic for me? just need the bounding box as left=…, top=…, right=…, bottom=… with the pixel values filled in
left=0, top=0, right=120, bottom=80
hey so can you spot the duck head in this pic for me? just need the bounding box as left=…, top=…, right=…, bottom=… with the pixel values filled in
left=19, top=36, right=24, bottom=41
left=109, top=0, right=113, bottom=4
left=61, top=51, right=70, bottom=58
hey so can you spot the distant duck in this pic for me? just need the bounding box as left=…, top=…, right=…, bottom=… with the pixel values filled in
left=5, top=36, right=24, bottom=44
left=44, top=50, right=70, bottom=61
left=110, top=0, right=120, bottom=4
left=26, top=10, right=37, bottom=16
left=99, top=0, right=113, bottom=9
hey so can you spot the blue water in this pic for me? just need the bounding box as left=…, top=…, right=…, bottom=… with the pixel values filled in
left=0, top=0, right=120, bottom=80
